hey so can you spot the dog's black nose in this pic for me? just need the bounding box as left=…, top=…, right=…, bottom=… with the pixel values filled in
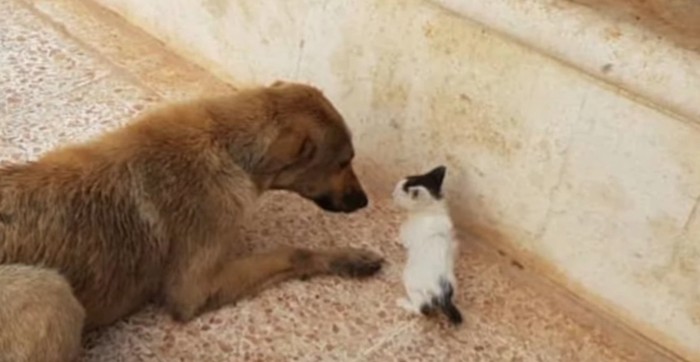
left=343, top=190, right=368, bottom=211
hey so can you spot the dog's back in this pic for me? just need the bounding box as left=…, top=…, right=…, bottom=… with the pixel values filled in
left=0, top=105, right=240, bottom=359
left=0, top=98, right=261, bottom=330
left=0, top=144, right=172, bottom=328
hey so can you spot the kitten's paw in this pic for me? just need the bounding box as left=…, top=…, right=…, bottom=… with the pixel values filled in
left=396, top=297, right=419, bottom=314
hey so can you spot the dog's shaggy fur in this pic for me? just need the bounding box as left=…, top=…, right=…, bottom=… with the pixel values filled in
left=0, top=81, right=383, bottom=361
left=0, top=264, right=85, bottom=362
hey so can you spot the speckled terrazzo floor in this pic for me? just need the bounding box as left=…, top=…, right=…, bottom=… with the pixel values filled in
left=0, top=0, right=670, bottom=361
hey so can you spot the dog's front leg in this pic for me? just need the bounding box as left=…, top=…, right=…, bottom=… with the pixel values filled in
left=164, top=246, right=384, bottom=322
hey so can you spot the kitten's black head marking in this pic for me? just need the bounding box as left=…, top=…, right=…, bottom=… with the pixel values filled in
left=402, top=165, right=447, bottom=199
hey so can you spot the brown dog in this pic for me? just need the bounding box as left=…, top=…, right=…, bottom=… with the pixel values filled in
left=0, top=81, right=383, bottom=361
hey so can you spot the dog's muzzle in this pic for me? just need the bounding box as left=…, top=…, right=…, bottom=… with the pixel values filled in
left=313, top=190, right=368, bottom=213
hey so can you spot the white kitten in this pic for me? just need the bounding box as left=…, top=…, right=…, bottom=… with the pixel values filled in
left=392, top=165, right=462, bottom=325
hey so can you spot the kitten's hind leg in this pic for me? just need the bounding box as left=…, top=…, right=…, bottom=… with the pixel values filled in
left=396, top=297, right=420, bottom=314
left=438, top=278, right=463, bottom=325
left=396, top=289, right=425, bottom=314
left=420, top=301, right=438, bottom=317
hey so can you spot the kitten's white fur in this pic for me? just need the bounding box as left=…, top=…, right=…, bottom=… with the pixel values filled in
left=393, top=177, right=460, bottom=323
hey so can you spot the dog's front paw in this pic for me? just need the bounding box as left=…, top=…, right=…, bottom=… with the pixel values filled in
left=329, top=248, right=384, bottom=278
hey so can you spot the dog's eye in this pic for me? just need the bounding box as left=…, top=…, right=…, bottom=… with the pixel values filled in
left=410, top=189, right=419, bottom=198
left=339, top=159, right=351, bottom=169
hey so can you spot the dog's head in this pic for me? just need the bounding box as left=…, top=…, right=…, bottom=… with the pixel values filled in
left=246, top=81, right=368, bottom=213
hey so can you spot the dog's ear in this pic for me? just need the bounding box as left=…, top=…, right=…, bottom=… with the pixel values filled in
left=260, top=128, right=316, bottom=173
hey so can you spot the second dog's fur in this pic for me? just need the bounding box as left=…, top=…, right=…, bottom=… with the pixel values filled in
left=0, top=81, right=383, bottom=361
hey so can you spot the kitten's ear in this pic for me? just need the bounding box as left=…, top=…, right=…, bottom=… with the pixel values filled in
left=427, top=165, right=447, bottom=188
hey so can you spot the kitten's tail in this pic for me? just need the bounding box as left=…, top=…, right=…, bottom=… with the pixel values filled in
left=438, top=278, right=463, bottom=326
